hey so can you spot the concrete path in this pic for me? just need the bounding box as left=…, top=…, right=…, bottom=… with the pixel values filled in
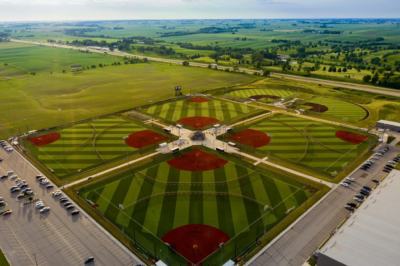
left=63, top=151, right=160, bottom=188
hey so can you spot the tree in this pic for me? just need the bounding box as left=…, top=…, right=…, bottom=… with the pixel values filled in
left=182, top=61, right=190, bottom=67
left=371, top=73, right=379, bottom=84
left=363, top=75, right=372, bottom=83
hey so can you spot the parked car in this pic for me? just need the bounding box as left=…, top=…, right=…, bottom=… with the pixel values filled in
left=71, top=210, right=80, bottom=216
left=39, top=207, right=51, bottom=214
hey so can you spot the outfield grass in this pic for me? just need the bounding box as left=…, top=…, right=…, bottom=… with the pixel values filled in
left=22, top=115, right=165, bottom=179
left=297, top=96, right=368, bottom=122
left=141, top=97, right=261, bottom=126
left=0, top=42, right=256, bottom=138
left=229, top=114, right=376, bottom=180
left=79, top=148, right=319, bottom=265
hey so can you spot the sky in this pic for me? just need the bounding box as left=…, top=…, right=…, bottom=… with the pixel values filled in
left=0, top=0, right=399, bottom=21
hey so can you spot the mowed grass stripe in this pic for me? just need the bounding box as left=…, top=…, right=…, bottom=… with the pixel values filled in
left=172, top=170, right=191, bottom=229
left=214, top=167, right=235, bottom=237
left=202, top=169, right=219, bottom=229
left=116, top=173, right=146, bottom=228
left=189, top=171, right=203, bottom=225
left=142, top=166, right=168, bottom=236
left=234, top=165, right=261, bottom=225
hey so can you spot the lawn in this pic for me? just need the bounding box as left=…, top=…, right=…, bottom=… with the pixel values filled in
left=22, top=115, right=167, bottom=180
left=0, top=249, right=8, bottom=266
left=140, top=96, right=262, bottom=129
left=0, top=42, right=256, bottom=138
left=226, top=114, right=376, bottom=180
left=78, top=147, right=320, bottom=265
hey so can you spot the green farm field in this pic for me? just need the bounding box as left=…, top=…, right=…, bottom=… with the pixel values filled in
left=22, top=115, right=167, bottom=180
left=78, top=147, right=321, bottom=265
left=227, top=114, right=376, bottom=180
left=141, top=96, right=262, bottom=128
left=0, top=42, right=256, bottom=138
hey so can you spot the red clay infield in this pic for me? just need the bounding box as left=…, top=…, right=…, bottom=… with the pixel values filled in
left=177, top=116, right=219, bottom=130
left=336, top=130, right=368, bottom=144
left=28, top=132, right=60, bottom=146
left=168, top=149, right=228, bottom=171
left=162, top=224, right=230, bottom=264
left=230, top=129, right=271, bottom=148
left=125, top=130, right=167, bottom=148
left=189, top=96, right=209, bottom=103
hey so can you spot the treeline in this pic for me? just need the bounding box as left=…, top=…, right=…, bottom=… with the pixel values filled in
left=0, top=32, right=10, bottom=42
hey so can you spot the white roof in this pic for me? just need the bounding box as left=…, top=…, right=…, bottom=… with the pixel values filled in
left=377, top=120, right=400, bottom=127
left=319, top=170, right=400, bottom=266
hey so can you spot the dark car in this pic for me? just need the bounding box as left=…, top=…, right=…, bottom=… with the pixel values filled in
left=362, top=186, right=372, bottom=191
left=372, top=179, right=380, bottom=184
left=347, top=202, right=358, bottom=208
left=359, top=190, right=370, bottom=196
left=84, top=257, right=94, bottom=264
left=345, top=206, right=355, bottom=212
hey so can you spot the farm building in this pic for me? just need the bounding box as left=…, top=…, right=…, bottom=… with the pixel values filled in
left=316, top=170, right=400, bottom=266
left=376, top=120, right=400, bottom=132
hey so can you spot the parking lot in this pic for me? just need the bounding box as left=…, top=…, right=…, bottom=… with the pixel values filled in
left=0, top=143, right=143, bottom=266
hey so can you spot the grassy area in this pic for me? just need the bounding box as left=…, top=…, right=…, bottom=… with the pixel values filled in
left=226, top=114, right=377, bottom=180
left=77, top=147, right=322, bottom=265
left=0, top=42, right=257, bottom=138
left=0, top=249, right=9, bottom=266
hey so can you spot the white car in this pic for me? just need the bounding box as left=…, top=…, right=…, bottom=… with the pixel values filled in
left=39, top=207, right=51, bottom=214
left=52, top=191, right=62, bottom=198
left=340, top=182, right=350, bottom=188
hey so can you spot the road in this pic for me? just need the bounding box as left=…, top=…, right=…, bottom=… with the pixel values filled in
left=11, top=39, right=400, bottom=98
left=0, top=147, right=143, bottom=266
left=271, top=73, right=400, bottom=98
left=247, top=143, right=400, bottom=266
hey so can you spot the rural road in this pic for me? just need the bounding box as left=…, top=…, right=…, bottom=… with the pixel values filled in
left=247, top=143, right=400, bottom=266
left=0, top=146, right=143, bottom=266
left=11, top=39, right=400, bottom=98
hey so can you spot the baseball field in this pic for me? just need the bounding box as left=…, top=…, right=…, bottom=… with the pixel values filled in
left=141, top=96, right=262, bottom=129
left=226, top=114, right=376, bottom=180
left=22, top=115, right=168, bottom=180
left=79, top=147, right=321, bottom=265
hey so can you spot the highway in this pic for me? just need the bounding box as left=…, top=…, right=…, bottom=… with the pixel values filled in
left=247, top=143, right=400, bottom=266
left=11, top=39, right=400, bottom=98
left=0, top=146, right=143, bottom=266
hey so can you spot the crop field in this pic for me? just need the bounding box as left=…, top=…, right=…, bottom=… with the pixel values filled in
left=141, top=96, right=261, bottom=129
left=297, top=96, right=368, bottom=122
left=22, top=115, right=167, bottom=179
left=79, top=147, right=319, bottom=265
left=227, top=114, right=376, bottom=179
left=0, top=42, right=256, bottom=138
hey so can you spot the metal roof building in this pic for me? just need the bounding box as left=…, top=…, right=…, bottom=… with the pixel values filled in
left=317, top=170, right=400, bottom=266
left=376, top=120, right=400, bottom=132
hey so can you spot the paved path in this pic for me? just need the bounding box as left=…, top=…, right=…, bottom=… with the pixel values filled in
left=233, top=150, right=335, bottom=188
left=63, top=151, right=160, bottom=188
left=12, top=39, right=400, bottom=98
left=247, top=144, right=400, bottom=266
left=0, top=146, right=143, bottom=266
